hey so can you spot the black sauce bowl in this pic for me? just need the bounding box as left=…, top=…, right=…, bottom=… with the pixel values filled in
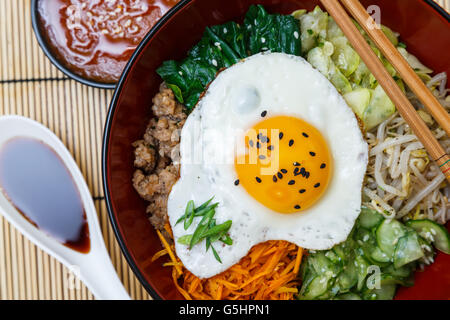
left=30, top=0, right=116, bottom=90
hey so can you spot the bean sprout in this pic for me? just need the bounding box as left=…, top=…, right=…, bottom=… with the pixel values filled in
left=363, top=73, right=449, bottom=225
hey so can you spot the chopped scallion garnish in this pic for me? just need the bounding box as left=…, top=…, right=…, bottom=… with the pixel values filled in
left=176, top=197, right=232, bottom=263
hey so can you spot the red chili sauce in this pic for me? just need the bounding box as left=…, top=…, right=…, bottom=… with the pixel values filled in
left=37, top=0, right=179, bottom=83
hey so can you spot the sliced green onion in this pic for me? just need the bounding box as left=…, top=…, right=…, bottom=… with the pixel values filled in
left=183, top=200, right=195, bottom=230
left=175, top=201, right=218, bottom=225
left=196, top=197, right=215, bottom=212
left=177, top=198, right=233, bottom=261
left=211, top=245, right=222, bottom=263
left=200, top=220, right=232, bottom=239
left=177, top=234, right=193, bottom=245
left=205, top=237, right=211, bottom=252
left=189, top=210, right=215, bottom=249
left=220, top=234, right=233, bottom=246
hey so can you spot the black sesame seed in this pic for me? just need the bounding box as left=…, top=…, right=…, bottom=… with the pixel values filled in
left=314, top=183, right=321, bottom=188
left=294, top=205, right=301, bottom=210
left=288, top=180, right=295, bottom=185
left=273, top=175, right=278, bottom=182
left=294, top=167, right=300, bottom=175
left=305, top=171, right=310, bottom=179
left=293, top=162, right=301, bottom=166
left=302, top=132, right=309, bottom=138
left=289, top=139, right=294, bottom=147
left=309, top=151, right=316, bottom=157
left=320, top=163, right=326, bottom=169
left=257, top=133, right=263, bottom=140
left=261, top=110, right=267, bottom=117
left=249, top=140, right=254, bottom=147
left=300, top=167, right=306, bottom=175
left=277, top=172, right=283, bottom=179
left=256, top=141, right=261, bottom=149
left=299, top=189, right=306, bottom=194
left=256, top=177, right=262, bottom=183
left=234, top=179, right=240, bottom=186
left=268, top=145, right=274, bottom=151
left=281, top=169, right=287, bottom=174
left=279, top=132, right=284, bottom=140
left=261, top=136, right=269, bottom=143
left=259, top=155, right=266, bottom=160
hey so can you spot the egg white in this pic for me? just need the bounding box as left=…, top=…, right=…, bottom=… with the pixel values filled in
left=167, top=52, right=368, bottom=279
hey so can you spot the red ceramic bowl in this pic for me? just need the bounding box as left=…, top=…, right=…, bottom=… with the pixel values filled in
left=102, top=0, right=450, bottom=300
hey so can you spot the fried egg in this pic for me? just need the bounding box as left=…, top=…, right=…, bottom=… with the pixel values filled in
left=167, top=52, right=368, bottom=279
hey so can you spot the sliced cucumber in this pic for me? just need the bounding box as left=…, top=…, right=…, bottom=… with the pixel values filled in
left=358, top=207, right=384, bottom=230
left=418, top=237, right=436, bottom=261
left=309, top=252, right=341, bottom=276
left=299, top=268, right=315, bottom=293
left=376, top=219, right=407, bottom=259
left=383, top=263, right=414, bottom=279
left=363, top=284, right=396, bottom=300
left=380, top=273, right=414, bottom=287
left=354, top=227, right=373, bottom=244
left=319, top=280, right=341, bottom=300
left=355, top=254, right=370, bottom=291
left=298, top=275, right=331, bottom=300
left=337, top=260, right=358, bottom=291
left=335, top=293, right=362, bottom=300
left=332, top=237, right=355, bottom=262
left=325, top=250, right=342, bottom=265
left=393, top=232, right=424, bottom=268
left=370, top=246, right=391, bottom=264
left=406, top=219, right=450, bottom=254
left=299, top=256, right=310, bottom=280
left=332, top=244, right=347, bottom=263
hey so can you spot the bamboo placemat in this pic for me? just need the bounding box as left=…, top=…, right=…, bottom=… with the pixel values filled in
left=0, top=0, right=449, bottom=300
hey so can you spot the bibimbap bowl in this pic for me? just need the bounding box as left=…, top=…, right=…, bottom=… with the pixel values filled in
left=103, top=0, right=450, bottom=300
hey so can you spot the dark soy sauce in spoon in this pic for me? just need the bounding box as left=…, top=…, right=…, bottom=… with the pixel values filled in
left=0, top=137, right=90, bottom=253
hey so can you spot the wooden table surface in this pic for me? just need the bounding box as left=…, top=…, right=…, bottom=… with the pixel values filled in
left=0, top=0, right=448, bottom=300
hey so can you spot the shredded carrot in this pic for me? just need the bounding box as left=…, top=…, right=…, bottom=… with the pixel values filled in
left=156, top=229, right=182, bottom=276
left=151, top=248, right=168, bottom=262
left=164, top=223, right=174, bottom=238
left=153, top=226, right=304, bottom=300
left=293, top=246, right=304, bottom=274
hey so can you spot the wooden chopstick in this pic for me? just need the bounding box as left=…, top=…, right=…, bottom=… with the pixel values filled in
left=340, top=0, right=450, bottom=137
left=319, top=0, right=450, bottom=182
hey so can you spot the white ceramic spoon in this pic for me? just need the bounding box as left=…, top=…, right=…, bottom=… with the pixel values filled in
left=0, top=115, right=130, bottom=300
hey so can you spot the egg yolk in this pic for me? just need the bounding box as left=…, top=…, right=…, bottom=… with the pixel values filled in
left=234, top=115, right=332, bottom=213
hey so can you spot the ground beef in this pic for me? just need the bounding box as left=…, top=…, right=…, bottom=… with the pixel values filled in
left=132, top=83, right=187, bottom=231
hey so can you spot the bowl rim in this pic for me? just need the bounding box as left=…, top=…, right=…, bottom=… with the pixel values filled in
left=102, top=0, right=450, bottom=300
left=31, top=0, right=116, bottom=89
